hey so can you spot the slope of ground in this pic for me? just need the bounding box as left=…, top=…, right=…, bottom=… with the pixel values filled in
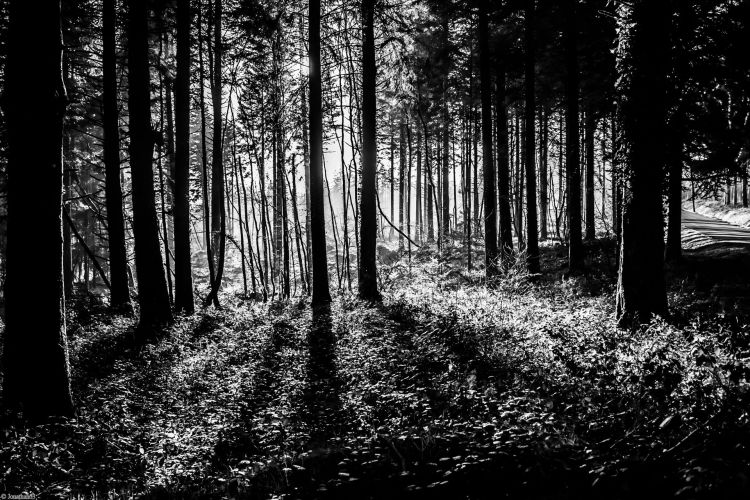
left=2, top=241, right=750, bottom=499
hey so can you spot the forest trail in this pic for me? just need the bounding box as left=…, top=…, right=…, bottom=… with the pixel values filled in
left=681, top=209, right=750, bottom=251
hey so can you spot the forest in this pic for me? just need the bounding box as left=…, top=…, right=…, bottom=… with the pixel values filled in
left=1, top=0, right=750, bottom=497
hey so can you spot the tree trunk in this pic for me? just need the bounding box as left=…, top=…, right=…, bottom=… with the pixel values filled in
left=479, top=0, right=498, bottom=275
left=584, top=110, right=596, bottom=240
left=206, top=0, right=225, bottom=306
left=615, top=0, right=670, bottom=327
left=174, top=0, right=195, bottom=313
left=310, top=0, right=332, bottom=305
left=539, top=108, right=548, bottom=241
left=496, top=65, right=514, bottom=259
left=127, top=0, right=173, bottom=336
left=103, top=0, right=131, bottom=311
left=565, top=0, right=584, bottom=273
left=524, top=0, right=540, bottom=273
left=359, top=0, right=379, bottom=300
left=2, top=0, right=74, bottom=420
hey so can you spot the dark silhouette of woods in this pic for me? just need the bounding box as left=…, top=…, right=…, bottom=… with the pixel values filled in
left=2, top=4, right=750, bottom=488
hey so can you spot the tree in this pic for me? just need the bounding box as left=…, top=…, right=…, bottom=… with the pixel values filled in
left=479, top=0, right=498, bottom=276
left=173, top=0, right=195, bottom=313
left=127, top=0, right=174, bottom=335
left=2, top=0, right=74, bottom=419
left=496, top=64, right=514, bottom=260
left=565, top=0, right=584, bottom=273
left=102, top=0, right=131, bottom=312
left=206, top=0, right=226, bottom=307
left=584, top=110, right=596, bottom=240
left=524, top=0, right=540, bottom=273
left=309, top=0, right=331, bottom=306
left=615, top=0, right=670, bottom=326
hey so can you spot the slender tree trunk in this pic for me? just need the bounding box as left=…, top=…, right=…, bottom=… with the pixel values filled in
left=310, top=0, right=331, bottom=305
left=524, top=0, right=540, bottom=273
left=2, top=0, right=74, bottom=420
left=103, top=0, right=131, bottom=311
left=128, top=0, right=173, bottom=336
left=615, top=0, right=670, bottom=326
left=359, top=0, right=379, bottom=301
left=479, top=0, right=498, bottom=275
left=584, top=110, right=596, bottom=240
left=566, top=0, right=584, bottom=273
left=174, top=0, right=195, bottom=313
left=539, top=108, right=548, bottom=241
left=206, top=0, right=225, bottom=306
left=665, top=112, right=684, bottom=263
left=63, top=132, right=74, bottom=299
left=496, top=66, right=514, bottom=259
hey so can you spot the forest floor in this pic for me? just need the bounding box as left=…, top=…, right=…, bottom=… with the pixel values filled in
left=3, top=239, right=750, bottom=499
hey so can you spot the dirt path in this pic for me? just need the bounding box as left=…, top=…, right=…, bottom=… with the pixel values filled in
left=682, top=209, right=750, bottom=251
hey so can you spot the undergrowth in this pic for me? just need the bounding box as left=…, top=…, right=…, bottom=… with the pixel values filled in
left=2, top=240, right=750, bottom=499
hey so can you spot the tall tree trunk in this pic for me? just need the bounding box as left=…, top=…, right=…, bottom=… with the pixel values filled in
left=206, top=0, right=225, bottom=306
left=665, top=111, right=684, bottom=263
left=310, top=0, right=331, bottom=305
left=128, top=0, right=173, bottom=336
left=584, top=110, right=596, bottom=240
left=2, top=0, right=74, bottom=420
left=615, top=0, right=670, bottom=326
left=399, top=117, right=406, bottom=251
left=479, top=0, right=498, bottom=275
left=524, top=0, right=540, bottom=273
left=174, top=0, right=195, bottom=313
left=359, top=0, right=379, bottom=301
left=103, top=0, right=131, bottom=311
left=496, top=65, right=514, bottom=259
left=63, top=132, right=74, bottom=299
left=539, top=108, right=548, bottom=241
left=565, top=0, right=584, bottom=273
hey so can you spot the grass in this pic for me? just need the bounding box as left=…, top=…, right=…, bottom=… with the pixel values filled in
left=2, top=238, right=750, bottom=499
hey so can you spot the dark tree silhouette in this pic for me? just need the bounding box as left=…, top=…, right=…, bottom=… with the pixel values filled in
left=524, top=0, right=540, bottom=273
left=309, top=0, right=331, bottom=306
left=174, top=0, right=195, bottom=313
left=584, top=111, right=596, bottom=240
left=479, top=0, right=498, bottom=275
left=102, top=0, right=131, bottom=312
left=127, top=0, right=173, bottom=335
left=205, top=0, right=226, bottom=307
left=496, top=64, right=514, bottom=260
left=359, top=0, right=380, bottom=301
left=2, top=0, right=74, bottom=420
left=615, top=0, right=670, bottom=326
left=565, top=0, right=584, bottom=273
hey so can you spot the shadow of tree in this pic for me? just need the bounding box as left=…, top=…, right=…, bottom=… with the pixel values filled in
left=303, top=303, right=341, bottom=450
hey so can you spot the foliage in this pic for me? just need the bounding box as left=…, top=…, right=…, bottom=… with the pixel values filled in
left=2, top=243, right=750, bottom=498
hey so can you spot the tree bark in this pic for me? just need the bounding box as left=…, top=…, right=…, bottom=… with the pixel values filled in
left=359, top=0, right=379, bottom=301
left=103, top=0, right=131, bottom=311
left=310, top=0, right=332, bottom=305
left=479, top=0, right=498, bottom=275
left=565, top=0, right=584, bottom=273
left=174, top=0, right=195, bottom=313
left=584, top=110, right=596, bottom=240
left=496, top=65, right=514, bottom=259
left=2, top=0, right=74, bottom=420
left=615, top=0, right=670, bottom=326
left=524, top=0, right=540, bottom=273
left=127, top=0, right=173, bottom=335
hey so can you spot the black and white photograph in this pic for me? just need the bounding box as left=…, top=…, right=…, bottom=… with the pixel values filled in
left=1, top=0, right=749, bottom=498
